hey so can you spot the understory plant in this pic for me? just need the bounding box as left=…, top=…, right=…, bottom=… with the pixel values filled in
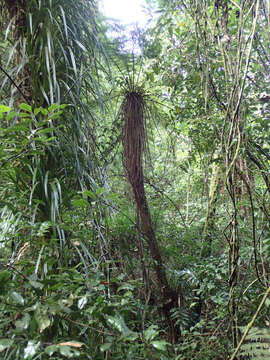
left=0, top=104, right=172, bottom=359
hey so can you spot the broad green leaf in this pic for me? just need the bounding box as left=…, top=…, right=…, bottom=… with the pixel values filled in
left=96, top=187, right=105, bottom=196
left=57, top=299, right=72, bottom=314
left=45, top=343, right=82, bottom=357
left=24, top=340, right=40, bottom=359
left=49, top=111, right=63, bottom=120
left=11, top=291, right=25, bottom=305
left=35, top=305, right=51, bottom=333
left=72, top=199, right=89, bottom=208
left=40, top=107, right=48, bottom=116
left=34, top=107, right=42, bottom=116
left=6, top=111, right=18, bottom=120
left=59, top=345, right=80, bottom=358
left=0, top=339, right=14, bottom=352
left=15, top=313, right=31, bottom=330
left=126, top=332, right=139, bottom=341
left=37, top=128, right=54, bottom=135
left=29, top=280, right=44, bottom=290
left=44, top=136, right=56, bottom=142
left=144, top=325, right=159, bottom=342
left=106, top=314, right=131, bottom=335
left=4, top=124, right=29, bottom=133
left=19, top=103, right=32, bottom=112
left=18, top=112, right=31, bottom=118
left=100, top=343, right=112, bottom=352
left=117, top=283, right=134, bottom=292
left=81, top=190, right=95, bottom=199
left=0, top=105, right=11, bottom=112
left=48, top=104, right=60, bottom=112
left=45, top=345, right=58, bottom=356
left=151, top=340, right=169, bottom=351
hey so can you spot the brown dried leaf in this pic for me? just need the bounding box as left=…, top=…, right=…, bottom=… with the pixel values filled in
left=58, top=341, right=83, bottom=348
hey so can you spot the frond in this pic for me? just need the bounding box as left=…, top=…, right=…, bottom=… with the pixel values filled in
left=239, top=327, right=270, bottom=359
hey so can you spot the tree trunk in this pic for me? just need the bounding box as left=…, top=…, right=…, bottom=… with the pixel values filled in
left=201, top=154, right=221, bottom=258
left=122, top=90, right=181, bottom=342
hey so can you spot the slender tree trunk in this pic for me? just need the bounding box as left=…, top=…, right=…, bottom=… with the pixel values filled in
left=201, top=154, right=221, bottom=258
left=131, top=169, right=180, bottom=342
left=193, top=153, right=221, bottom=322
left=186, top=172, right=190, bottom=223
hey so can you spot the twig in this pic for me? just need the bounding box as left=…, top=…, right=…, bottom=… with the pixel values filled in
left=0, top=64, right=31, bottom=105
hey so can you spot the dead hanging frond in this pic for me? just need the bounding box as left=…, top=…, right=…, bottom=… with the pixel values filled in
left=122, top=89, right=146, bottom=186
left=117, top=67, right=153, bottom=182
left=119, top=76, right=181, bottom=343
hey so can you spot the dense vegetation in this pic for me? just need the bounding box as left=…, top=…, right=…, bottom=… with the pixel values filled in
left=1, top=0, right=270, bottom=358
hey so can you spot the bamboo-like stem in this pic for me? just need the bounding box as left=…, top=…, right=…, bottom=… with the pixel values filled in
left=230, top=285, right=270, bottom=360
left=185, top=172, right=190, bottom=223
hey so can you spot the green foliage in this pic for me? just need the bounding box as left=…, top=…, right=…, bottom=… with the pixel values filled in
left=239, top=327, right=270, bottom=360
left=1, top=0, right=270, bottom=358
left=0, top=102, right=173, bottom=359
left=0, top=263, right=171, bottom=359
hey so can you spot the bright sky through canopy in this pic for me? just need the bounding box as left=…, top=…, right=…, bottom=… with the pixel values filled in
left=101, top=0, right=147, bottom=26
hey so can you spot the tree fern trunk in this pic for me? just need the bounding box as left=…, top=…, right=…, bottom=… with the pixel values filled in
left=122, top=90, right=181, bottom=342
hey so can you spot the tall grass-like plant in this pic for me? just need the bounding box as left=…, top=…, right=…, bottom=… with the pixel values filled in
left=0, top=0, right=111, bottom=262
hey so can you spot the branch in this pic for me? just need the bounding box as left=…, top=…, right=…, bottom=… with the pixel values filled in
left=0, top=65, right=31, bottom=105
